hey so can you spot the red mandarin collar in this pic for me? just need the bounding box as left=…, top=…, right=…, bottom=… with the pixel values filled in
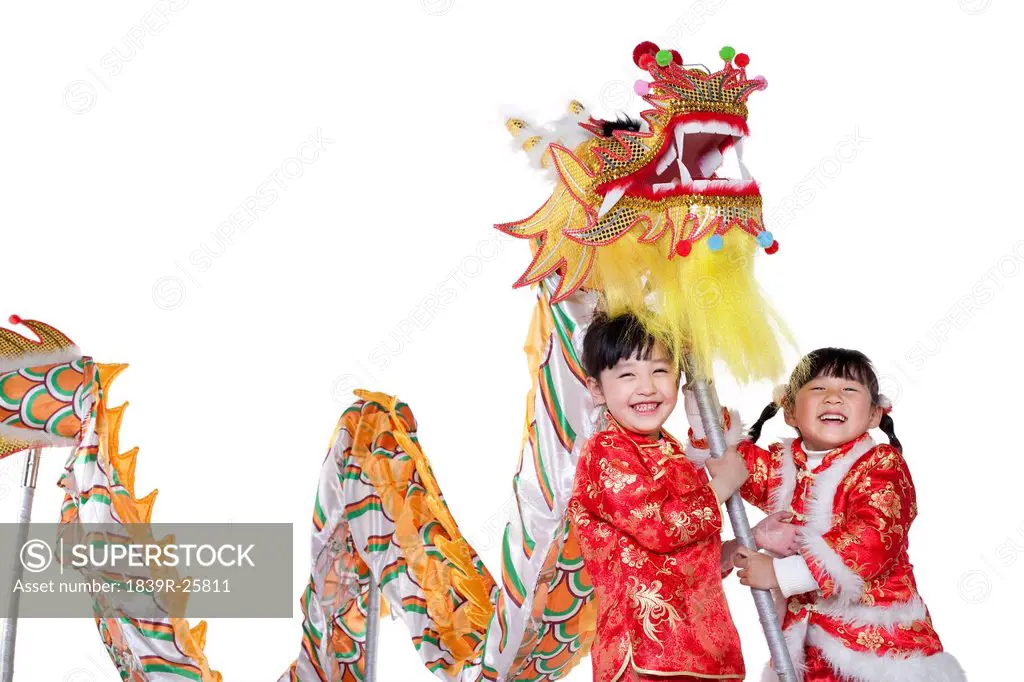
left=605, top=411, right=676, bottom=448
left=792, top=432, right=871, bottom=472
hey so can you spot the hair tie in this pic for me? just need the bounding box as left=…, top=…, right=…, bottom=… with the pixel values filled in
left=771, top=383, right=788, bottom=406
left=878, top=393, right=893, bottom=415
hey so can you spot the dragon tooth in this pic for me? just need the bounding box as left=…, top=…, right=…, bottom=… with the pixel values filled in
left=734, top=138, right=752, bottom=181
left=699, top=146, right=723, bottom=177
left=656, top=139, right=676, bottom=175
left=673, top=125, right=692, bottom=183
left=597, top=185, right=627, bottom=218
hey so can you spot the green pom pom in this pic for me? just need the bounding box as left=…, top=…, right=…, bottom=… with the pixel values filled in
left=655, top=49, right=673, bottom=67
left=719, top=45, right=736, bottom=61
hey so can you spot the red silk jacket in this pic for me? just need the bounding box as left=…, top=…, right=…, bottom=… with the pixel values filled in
left=568, top=414, right=745, bottom=681
left=722, top=426, right=965, bottom=681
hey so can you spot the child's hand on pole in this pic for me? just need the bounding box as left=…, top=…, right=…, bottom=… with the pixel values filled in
left=720, top=538, right=740, bottom=577
left=733, top=546, right=779, bottom=590
left=753, top=511, right=801, bottom=557
left=707, top=446, right=749, bottom=501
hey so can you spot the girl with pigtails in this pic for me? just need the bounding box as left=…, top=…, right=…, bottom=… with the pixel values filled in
left=685, top=348, right=965, bottom=682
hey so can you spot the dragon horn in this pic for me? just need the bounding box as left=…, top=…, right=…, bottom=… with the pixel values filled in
left=505, top=115, right=555, bottom=169
left=1, top=315, right=81, bottom=369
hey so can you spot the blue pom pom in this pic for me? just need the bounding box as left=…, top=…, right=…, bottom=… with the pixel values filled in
left=757, top=230, right=774, bottom=248
left=708, top=234, right=724, bottom=252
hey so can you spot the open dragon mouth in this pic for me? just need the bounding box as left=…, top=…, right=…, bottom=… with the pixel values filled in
left=596, top=117, right=756, bottom=217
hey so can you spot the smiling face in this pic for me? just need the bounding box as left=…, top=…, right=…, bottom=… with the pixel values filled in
left=586, top=341, right=680, bottom=438
left=784, top=374, right=883, bottom=451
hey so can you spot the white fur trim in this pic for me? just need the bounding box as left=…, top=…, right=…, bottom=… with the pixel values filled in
left=877, top=393, right=893, bottom=410
left=684, top=408, right=744, bottom=464
left=807, top=624, right=966, bottom=682
left=684, top=444, right=711, bottom=468
left=774, top=555, right=819, bottom=598
left=771, top=383, right=788, bottom=405
left=681, top=388, right=701, bottom=423
left=0, top=423, right=77, bottom=448
left=801, top=531, right=866, bottom=605
left=769, top=439, right=797, bottom=514
left=723, top=408, right=744, bottom=446
left=504, top=105, right=594, bottom=181
left=0, top=347, right=82, bottom=373
left=797, top=437, right=876, bottom=604
left=813, top=595, right=927, bottom=630
left=760, top=619, right=808, bottom=682
left=802, top=436, right=876, bottom=534
left=549, top=106, right=593, bottom=151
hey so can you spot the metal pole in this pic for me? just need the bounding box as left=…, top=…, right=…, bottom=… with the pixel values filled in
left=363, top=573, right=381, bottom=682
left=1, top=448, right=42, bottom=682
left=685, top=367, right=797, bottom=682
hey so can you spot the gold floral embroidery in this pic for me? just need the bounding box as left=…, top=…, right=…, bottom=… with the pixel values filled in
left=856, top=629, right=885, bottom=651
left=666, top=510, right=692, bottom=543
left=598, top=458, right=637, bottom=493
left=630, top=502, right=661, bottom=521
left=594, top=523, right=612, bottom=540
left=620, top=544, right=647, bottom=568
left=567, top=499, right=589, bottom=528
left=625, top=576, right=682, bottom=645
left=832, top=531, right=861, bottom=552
left=869, top=481, right=902, bottom=520
left=653, top=556, right=678, bottom=578
left=692, top=506, right=715, bottom=524
left=751, top=458, right=768, bottom=484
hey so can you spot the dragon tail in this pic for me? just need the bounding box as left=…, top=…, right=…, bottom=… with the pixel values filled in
left=1, top=316, right=219, bottom=681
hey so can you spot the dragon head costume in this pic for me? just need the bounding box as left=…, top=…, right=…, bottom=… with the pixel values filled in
left=499, top=41, right=787, bottom=382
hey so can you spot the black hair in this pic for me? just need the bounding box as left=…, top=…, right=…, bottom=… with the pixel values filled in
left=598, top=113, right=642, bottom=137
left=747, top=347, right=902, bottom=452
left=581, top=312, right=671, bottom=380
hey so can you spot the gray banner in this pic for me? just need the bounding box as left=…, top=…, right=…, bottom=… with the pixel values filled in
left=0, top=523, right=292, bottom=618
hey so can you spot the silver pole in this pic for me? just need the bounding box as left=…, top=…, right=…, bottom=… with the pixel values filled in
left=1, top=448, right=43, bottom=682
left=363, top=573, right=381, bottom=682
left=685, top=368, right=797, bottom=682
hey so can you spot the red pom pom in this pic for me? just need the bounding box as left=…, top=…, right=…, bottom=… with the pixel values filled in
left=675, top=240, right=693, bottom=257
left=765, top=240, right=779, bottom=255
left=734, top=53, right=750, bottom=68
left=669, top=49, right=683, bottom=65
left=633, top=41, right=660, bottom=67
left=8, top=314, right=22, bottom=325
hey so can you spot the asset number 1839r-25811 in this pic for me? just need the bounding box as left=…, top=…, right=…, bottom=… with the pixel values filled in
left=125, top=578, right=230, bottom=593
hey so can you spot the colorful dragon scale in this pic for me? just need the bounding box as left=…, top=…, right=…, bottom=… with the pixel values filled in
left=0, top=316, right=86, bottom=458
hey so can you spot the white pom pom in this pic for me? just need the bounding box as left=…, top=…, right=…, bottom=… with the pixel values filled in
left=771, top=383, right=788, bottom=406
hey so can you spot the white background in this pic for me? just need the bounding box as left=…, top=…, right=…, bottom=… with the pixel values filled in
left=1, top=0, right=1020, bottom=680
